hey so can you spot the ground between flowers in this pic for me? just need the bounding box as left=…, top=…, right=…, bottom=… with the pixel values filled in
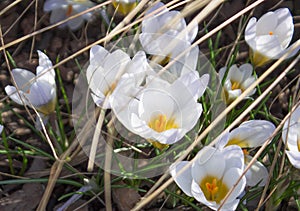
left=0, top=0, right=299, bottom=210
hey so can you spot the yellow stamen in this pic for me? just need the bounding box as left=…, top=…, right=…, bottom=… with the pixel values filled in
left=148, top=114, right=178, bottom=133
left=269, top=31, right=273, bottom=35
left=66, top=5, right=73, bottom=17
left=231, top=80, right=242, bottom=91
left=242, top=149, right=249, bottom=155
left=147, top=114, right=178, bottom=149
left=200, top=175, right=229, bottom=203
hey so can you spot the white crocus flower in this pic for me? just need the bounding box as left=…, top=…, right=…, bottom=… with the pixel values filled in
left=170, top=146, right=246, bottom=210
left=282, top=105, right=300, bottom=169
left=110, top=73, right=206, bottom=149
left=86, top=45, right=149, bottom=109
left=216, top=120, right=276, bottom=187
left=43, top=0, right=95, bottom=31
left=0, top=125, right=3, bottom=134
left=219, top=63, right=256, bottom=104
left=112, top=0, right=139, bottom=15
left=5, top=51, right=56, bottom=128
left=245, top=8, right=300, bottom=67
left=139, top=2, right=199, bottom=70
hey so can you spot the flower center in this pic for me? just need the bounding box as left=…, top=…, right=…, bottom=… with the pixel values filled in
left=200, top=175, right=229, bottom=204
left=148, top=114, right=178, bottom=133
left=66, top=5, right=73, bottom=17
left=269, top=31, right=273, bottom=35
left=230, top=80, right=243, bottom=91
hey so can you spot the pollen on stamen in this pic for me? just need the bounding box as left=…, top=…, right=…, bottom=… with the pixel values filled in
left=66, top=4, right=73, bottom=17
left=269, top=31, right=273, bottom=35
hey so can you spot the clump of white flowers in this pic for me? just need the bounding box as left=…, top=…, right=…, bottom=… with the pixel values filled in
left=245, top=8, right=300, bottom=67
left=5, top=51, right=56, bottom=129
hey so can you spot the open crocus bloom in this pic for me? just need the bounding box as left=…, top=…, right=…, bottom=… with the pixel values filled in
left=219, top=64, right=256, bottom=104
left=110, top=72, right=206, bottom=148
left=282, top=105, right=300, bottom=169
left=140, top=2, right=199, bottom=68
left=245, top=8, right=300, bottom=67
left=86, top=45, right=149, bottom=109
left=112, top=0, right=139, bottom=15
left=43, top=0, right=95, bottom=31
left=5, top=51, right=56, bottom=128
left=216, top=120, right=275, bottom=187
left=170, top=146, right=246, bottom=210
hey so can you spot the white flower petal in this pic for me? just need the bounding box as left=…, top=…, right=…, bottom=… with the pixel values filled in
left=286, top=150, right=300, bottom=169
left=192, top=146, right=225, bottom=183
left=256, top=12, right=278, bottom=36
left=12, top=68, right=35, bottom=92
left=245, top=155, right=269, bottom=187
left=44, top=0, right=67, bottom=11
left=222, top=167, right=246, bottom=202
left=214, top=131, right=230, bottom=149
left=255, top=35, right=283, bottom=58
left=239, top=63, right=253, bottom=79
left=170, top=161, right=193, bottom=197
left=273, top=41, right=300, bottom=59
left=5, top=85, right=27, bottom=105
left=89, top=45, right=109, bottom=66
left=222, top=145, right=244, bottom=170
left=36, top=51, right=55, bottom=86
left=27, top=81, right=56, bottom=107
left=178, top=72, right=209, bottom=100
left=229, top=120, right=275, bottom=148
left=0, top=125, right=3, bottom=134
left=227, top=65, right=243, bottom=82
left=139, top=89, right=177, bottom=123
left=282, top=105, right=300, bottom=152
left=274, top=8, right=293, bottom=48
left=49, top=7, right=67, bottom=27
left=180, top=45, right=199, bottom=75
left=245, top=17, right=257, bottom=49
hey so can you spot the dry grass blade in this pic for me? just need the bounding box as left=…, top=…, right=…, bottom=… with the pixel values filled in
left=0, top=0, right=22, bottom=16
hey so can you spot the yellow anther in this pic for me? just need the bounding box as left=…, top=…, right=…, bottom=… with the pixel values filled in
left=269, top=31, right=273, bottom=35
left=148, top=114, right=178, bottom=133
left=200, top=175, right=229, bottom=204
left=66, top=5, right=73, bottom=17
